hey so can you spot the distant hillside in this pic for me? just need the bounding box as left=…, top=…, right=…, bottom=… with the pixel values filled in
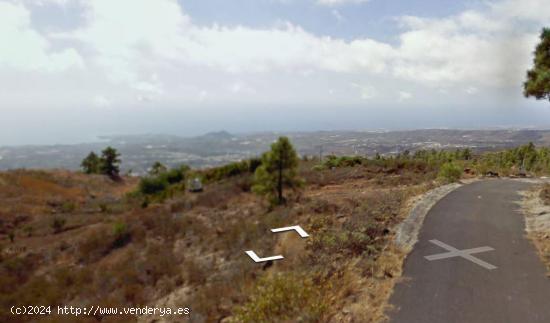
left=2, top=129, right=550, bottom=174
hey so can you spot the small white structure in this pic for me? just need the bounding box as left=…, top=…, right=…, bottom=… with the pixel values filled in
left=188, top=177, right=203, bottom=192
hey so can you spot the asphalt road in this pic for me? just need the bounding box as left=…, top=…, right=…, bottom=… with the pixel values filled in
left=388, top=179, right=550, bottom=323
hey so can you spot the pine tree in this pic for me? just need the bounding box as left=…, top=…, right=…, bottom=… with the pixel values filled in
left=524, top=28, right=550, bottom=101
left=99, top=146, right=121, bottom=178
left=81, top=151, right=100, bottom=174
left=252, top=137, right=302, bottom=205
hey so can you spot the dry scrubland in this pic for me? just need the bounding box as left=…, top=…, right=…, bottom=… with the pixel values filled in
left=520, top=185, right=550, bottom=275
left=0, top=160, right=446, bottom=322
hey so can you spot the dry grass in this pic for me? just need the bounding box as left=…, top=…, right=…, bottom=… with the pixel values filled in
left=0, top=163, right=434, bottom=322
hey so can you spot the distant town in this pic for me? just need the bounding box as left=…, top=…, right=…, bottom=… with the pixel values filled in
left=2, top=129, right=550, bottom=175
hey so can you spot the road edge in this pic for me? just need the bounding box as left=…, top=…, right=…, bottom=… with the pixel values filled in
left=394, top=181, right=468, bottom=253
left=518, top=186, right=550, bottom=276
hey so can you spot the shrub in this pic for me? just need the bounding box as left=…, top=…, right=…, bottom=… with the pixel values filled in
left=438, top=162, right=462, bottom=183
left=51, top=216, right=66, bottom=234
left=99, top=203, right=110, bottom=213
left=540, top=183, right=550, bottom=205
left=142, top=244, right=179, bottom=285
left=112, top=222, right=131, bottom=249
left=308, top=226, right=380, bottom=259
left=149, top=161, right=167, bottom=176
left=60, top=201, right=76, bottom=213
left=201, top=158, right=261, bottom=183
left=233, top=273, right=328, bottom=322
left=202, top=161, right=247, bottom=182
left=248, top=157, right=262, bottom=172
left=23, top=226, right=33, bottom=237
left=311, top=164, right=324, bottom=171
left=183, top=259, right=207, bottom=285
left=141, top=198, right=149, bottom=209
left=78, top=228, right=111, bottom=263
left=138, top=165, right=189, bottom=196
left=323, top=155, right=364, bottom=168
left=160, top=169, right=185, bottom=184
left=138, top=176, right=168, bottom=195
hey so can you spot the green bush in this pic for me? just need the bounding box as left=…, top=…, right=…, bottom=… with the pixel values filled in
left=138, top=164, right=189, bottom=196
left=160, top=169, right=185, bottom=184
left=203, top=162, right=246, bottom=182
left=234, top=273, right=327, bottom=322
left=323, top=155, right=364, bottom=168
left=201, top=158, right=261, bottom=183
left=138, top=177, right=169, bottom=195
left=160, top=165, right=189, bottom=184
left=438, top=162, right=462, bottom=183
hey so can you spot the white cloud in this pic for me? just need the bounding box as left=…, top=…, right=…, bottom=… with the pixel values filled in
left=0, top=2, right=83, bottom=72
left=0, top=0, right=547, bottom=111
left=491, top=0, right=550, bottom=22
left=229, top=81, right=255, bottom=94
left=52, top=0, right=543, bottom=99
left=136, top=95, right=153, bottom=103
left=332, top=9, right=345, bottom=22
left=43, top=0, right=396, bottom=106
left=133, top=81, right=163, bottom=94
left=181, top=24, right=395, bottom=74
left=198, top=90, right=208, bottom=102
left=32, top=0, right=79, bottom=7
left=93, top=95, right=111, bottom=108
left=466, top=87, right=479, bottom=95
left=392, top=6, right=541, bottom=88
left=398, top=91, right=412, bottom=101
left=317, top=0, right=370, bottom=6
left=351, top=83, right=376, bottom=100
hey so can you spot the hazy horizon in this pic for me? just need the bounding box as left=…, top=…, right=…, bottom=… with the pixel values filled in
left=5, top=122, right=550, bottom=147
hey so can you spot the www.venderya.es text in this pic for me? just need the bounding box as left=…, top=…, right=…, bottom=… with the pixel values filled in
left=11, top=305, right=190, bottom=317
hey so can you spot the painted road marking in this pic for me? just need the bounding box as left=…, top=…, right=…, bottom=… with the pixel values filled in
left=424, top=239, right=497, bottom=270
left=271, top=225, right=310, bottom=238
left=245, top=250, right=284, bottom=263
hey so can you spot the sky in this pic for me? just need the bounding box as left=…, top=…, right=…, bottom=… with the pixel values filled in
left=1, top=0, right=550, bottom=145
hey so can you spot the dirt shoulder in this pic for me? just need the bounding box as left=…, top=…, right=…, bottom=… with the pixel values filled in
left=518, top=186, right=550, bottom=275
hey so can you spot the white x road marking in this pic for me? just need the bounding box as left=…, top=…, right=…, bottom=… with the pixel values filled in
left=424, top=239, right=497, bottom=270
